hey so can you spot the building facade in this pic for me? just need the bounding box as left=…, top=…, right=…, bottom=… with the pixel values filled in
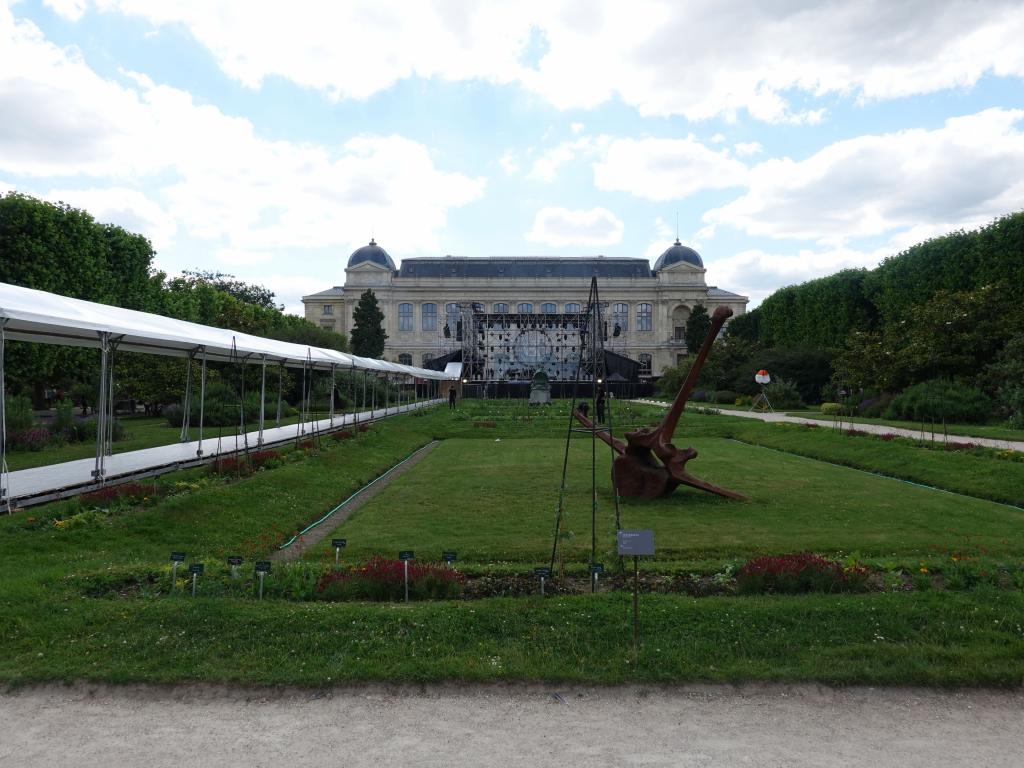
left=302, top=239, right=747, bottom=378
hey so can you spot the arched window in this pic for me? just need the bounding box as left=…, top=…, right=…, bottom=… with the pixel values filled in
left=613, top=303, right=629, bottom=332
left=421, top=303, right=437, bottom=332
left=638, top=353, right=652, bottom=376
left=493, top=303, right=509, bottom=313
left=398, top=353, right=412, bottom=365
left=540, top=302, right=557, bottom=314
left=565, top=302, right=581, bottom=314
left=637, top=303, right=653, bottom=331
left=517, top=303, right=533, bottom=314
left=421, top=353, right=433, bottom=366
left=398, top=303, right=413, bottom=331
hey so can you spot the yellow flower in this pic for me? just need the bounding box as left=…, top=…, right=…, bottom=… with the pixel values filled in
left=919, top=567, right=928, bottom=574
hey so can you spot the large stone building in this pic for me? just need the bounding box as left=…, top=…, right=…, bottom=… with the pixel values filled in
left=302, top=239, right=747, bottom=378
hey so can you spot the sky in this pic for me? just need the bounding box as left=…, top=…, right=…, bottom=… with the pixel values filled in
left=2, top=0, right=1024, bottom=315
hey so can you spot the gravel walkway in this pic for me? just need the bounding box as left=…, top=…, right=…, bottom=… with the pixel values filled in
left=632, top=399, right=1024, bottom=453
left=2, top=683, right=1023, bottom=767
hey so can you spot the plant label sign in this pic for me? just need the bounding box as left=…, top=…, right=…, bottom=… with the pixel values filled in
left=442, top=551, right=457, bottom=563
left=255, top=561, right=272, bottom=574
left=589, top=563, right=605, bottom=575
left=227, top=556, right=243, bottom=566
left=170, top=552, right=186, bottom=562
left=617, top=529, right=655, bottom=557
left=399, top=550, right=415, bottom=561
left=534, top=567, right=552, bottom=578
left=188, top=563, right=205, bottom=575
left=332, top=539, right=347, bottom=549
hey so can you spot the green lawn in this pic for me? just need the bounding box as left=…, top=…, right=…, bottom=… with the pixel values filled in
left=2, top=399, right=1024, bottom=687
left=782, top=410, right=1024, bottom=443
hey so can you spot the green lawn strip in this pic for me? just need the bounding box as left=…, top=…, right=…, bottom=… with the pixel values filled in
left=783, top=412, right=1024, bottom=443
left=5, top=413, right=310, bottom=471
left=694, top=419, right=1024, bottom=507
left=306, top=437, right=1024, bottom=566
left=2, top=591, right=1022, bottom=686
left=0, top=419, right=437, bottom=584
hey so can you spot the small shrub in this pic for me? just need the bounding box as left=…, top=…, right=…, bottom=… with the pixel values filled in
left=76, top=417, right=125, bottom=443
left=714, top=390, right=738, bottom=404
left=736, top=552, right=868, bottom=594
left=10, top=427, right=52, bottom=451
left=734, top=395, right=753, bottom=407
left=163, top=403, right=185, bottom=428
left=4, top=395, right=35, bottom=431
left=885, top=379, right=993, bottom=424
left=690, top=390, right=708, bottom=403
left=820, top=402, right=842, bottom=416
left=763, top=379, right=803, bottom=409
left=53, top=399, right=76, bottom=437
left=316, top=555, right=465, bottom=601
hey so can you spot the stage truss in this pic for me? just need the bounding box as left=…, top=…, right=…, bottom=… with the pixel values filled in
left=436, top=304, right=625, bottom=382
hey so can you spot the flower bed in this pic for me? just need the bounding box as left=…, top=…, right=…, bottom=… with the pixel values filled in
left=736, top=552, right=869, bottom=594
left=316, top=555, right=465, bottom=601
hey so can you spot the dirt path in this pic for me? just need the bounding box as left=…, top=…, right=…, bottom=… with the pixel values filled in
left=271, top=440, right=441, bottom=562
left=633, top=399, right=1024, bottom=452
left=2, top=682, right=1022, bottom=767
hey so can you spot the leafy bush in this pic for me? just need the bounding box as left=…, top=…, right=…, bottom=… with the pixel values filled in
left=690, top=390, right=708, bottom=403
left=736, top=552, right=868, bottom=594
left=884, top=379, right=993, bottom=424
left=53, top=399, right=76, bottom=438
left=165, top=385, right=293, bottom=428
left=4, top=395, right=35, bottom=431
left=316, top=555, right=465, bottom=601
left=820, top=402, right=842, bottom=416
left=10, top=427, right=51, bottom=451
left=714, top=390, right=738, bottom=404
left=76, top=417, right=125, bottom=443
left=764, top=378, right=803, bottom=409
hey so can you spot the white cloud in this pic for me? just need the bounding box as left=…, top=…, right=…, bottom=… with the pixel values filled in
left=527, top=136, right=608, bottom=183
left=0, top=5, right=485, bottom=311
left=498, top=149, right=520, bottom=175
left=706, top=245, right=889, bottom=308
left=710, top=133, right=726, bottom=144
left=704, top=108, right=1024, bottom=243
left=85, top=0, right=1024, bottom=123
left=570, top=122, right=585, bottom=135
left=593, top=136, right=748, bottom=201
left=43, top=0, right=87, bottom=21
left=734, top=141, right=763, bottom=157
left=525, top=206, right=624, bottom=247
left=643, top=216, right=676, bottom=260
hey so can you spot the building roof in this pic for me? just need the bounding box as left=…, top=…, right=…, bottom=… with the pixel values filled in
left=653, top=240, right=704, bottom=271
left=397, top=256, right=654, bottom=279
left=347, top=239, right=396, bottom=270
left=707, top=287, right=747, bottom=300
left=302, top=286, right=344, bottom=300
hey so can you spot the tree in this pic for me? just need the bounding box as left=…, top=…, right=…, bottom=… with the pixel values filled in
left=350, top=289, right=387, bottom=358
left=179, top=269, right=281, bottom=311
left=683, top=303, right=711, bottom=354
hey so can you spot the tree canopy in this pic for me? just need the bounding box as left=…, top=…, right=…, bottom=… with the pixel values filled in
left=350, top=289, right=387, bottom=358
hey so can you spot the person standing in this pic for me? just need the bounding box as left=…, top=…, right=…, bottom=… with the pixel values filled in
left=595, top=385, right=606, bottom=422
left=448, top=386, right=457, bottom=410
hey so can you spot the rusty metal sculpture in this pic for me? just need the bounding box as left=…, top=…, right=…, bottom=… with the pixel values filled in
left=575, top=305, right=747, bottom=500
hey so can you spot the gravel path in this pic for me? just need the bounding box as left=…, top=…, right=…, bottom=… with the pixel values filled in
left=271, top=440, right=441, bottom=562
left=2, top=683, right=1022, bottom=767
left=633, top=399, right=1024, bottom=452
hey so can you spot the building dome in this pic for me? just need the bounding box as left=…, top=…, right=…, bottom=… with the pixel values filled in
left=653, top=239, right=703, bottom=271
left=347, top=239, right=396, bottom=270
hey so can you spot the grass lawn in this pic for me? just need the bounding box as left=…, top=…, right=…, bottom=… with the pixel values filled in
left=2, top=399, right=1024, bottom=687
left=782, top=410, right=1024, bottom=443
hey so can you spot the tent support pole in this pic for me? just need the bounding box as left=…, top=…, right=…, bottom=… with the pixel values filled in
left=0, top=321, right=9, bottom=513
left=329, top=364, right=336, bottom=427
left=92, top=331, right=110, bottom=482
left=196, top=346, right=207, bottom=457
left=258, top=355, right=267, bottom=446
left=275, top=364, right=283, bottom=429
left=180, top=349, right=197, bottom=443
left=105, top=338, right=119, bottom=458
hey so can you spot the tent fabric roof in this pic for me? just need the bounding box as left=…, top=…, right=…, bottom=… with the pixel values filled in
left=0, top=282, right=454, bottom=380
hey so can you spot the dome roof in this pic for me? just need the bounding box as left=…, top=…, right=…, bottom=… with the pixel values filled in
left=347, top=239, right=396, bottom=270
left=654, top=239, right=703, bottom=271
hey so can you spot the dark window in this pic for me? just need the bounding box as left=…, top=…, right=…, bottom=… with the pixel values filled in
left=540, top=302, right=556, bottom=313
left=398, top=353, right=412, bottom=365
left=613, top=303, right=628, bottom=332
left=639, top=353, right=652, bottom=375
left=398, top=303, right=413, bottom=331
left=565, top=302, right=581, bottom=313
left=421, top=353, right=432, bottom=366
left=421, top=303, right=437, bottom=331
left=322, top=304, right=333, bottom=315
left=493, top=303, right=509, bottom=313
left=517, top=303, right=533, bottom=314
left=637, top=303, right=652, bottom=331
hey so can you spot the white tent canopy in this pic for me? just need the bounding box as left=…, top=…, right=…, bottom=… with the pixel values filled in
left=0, top=282, right=454, bottom=380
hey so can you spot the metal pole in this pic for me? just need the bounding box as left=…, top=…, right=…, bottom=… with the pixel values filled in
left=329, top=364, right=336, bottom=427
left=276, top=364, right=283, bottom=429
left=258, top=355, right=267, bottom=446
left=196, top=346, right=207, bottom=457
left=632, top=555, right=640, bottom=658
left=180, top=350, right=194, bottom=442
left=0, top=321, right=8, bottom=513
left=93, top=332, right=109, bottom=482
